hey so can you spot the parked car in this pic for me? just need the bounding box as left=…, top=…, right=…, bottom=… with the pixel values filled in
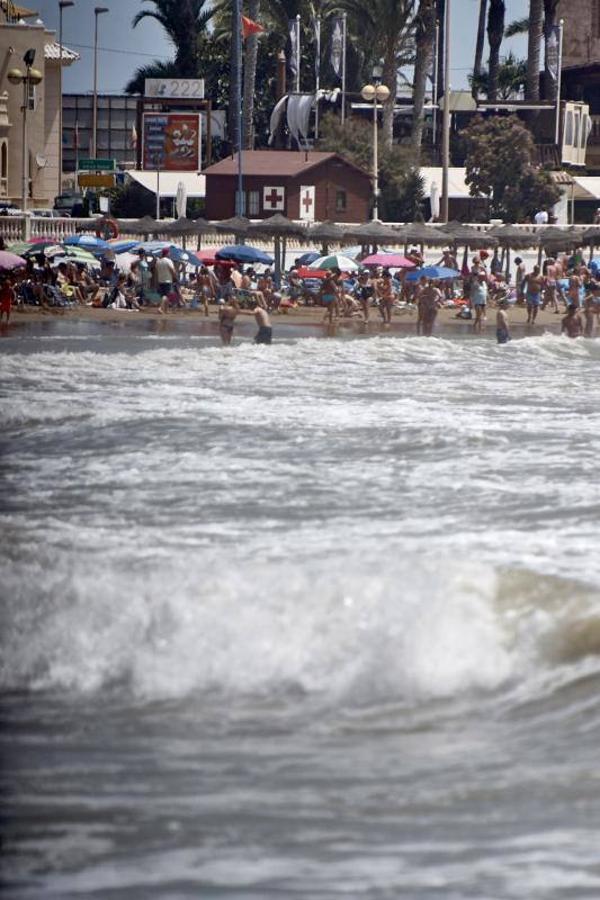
left=53, top=192, right=85, bottom=217
left=30, top=208, right=62, bottom=218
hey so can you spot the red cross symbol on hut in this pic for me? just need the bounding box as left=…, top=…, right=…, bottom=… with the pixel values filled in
left=262, top=186, right=285, bottom=210
left=299, top=185, right=315, bottom=221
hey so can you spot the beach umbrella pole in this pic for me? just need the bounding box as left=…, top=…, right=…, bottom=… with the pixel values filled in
left=274, top=235, right=281, bottom=288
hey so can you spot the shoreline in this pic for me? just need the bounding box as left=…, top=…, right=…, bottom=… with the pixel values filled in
left=4, top=303, right=568, bottom=338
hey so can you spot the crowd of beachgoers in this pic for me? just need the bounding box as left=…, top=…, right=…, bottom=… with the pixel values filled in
left=1, top=232, right=599, bottom=344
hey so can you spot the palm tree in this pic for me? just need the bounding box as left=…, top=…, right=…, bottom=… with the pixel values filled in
left=472, top=0, right=488, bottom=99
left=410, top=0, right=436, bottom=155
left=242, top=0, right=262, bottom=149
left=339, top=0, right=417, bottom=150
left=486, top=0, right=505, bottom=100
left=126, top=0, right=220, bottom=96
left=469, top=52, right=526, bottom=100
left=525, top=0, right=543, bottom=100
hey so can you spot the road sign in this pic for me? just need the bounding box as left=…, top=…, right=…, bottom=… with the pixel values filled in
left=78, top=158, right=116, bottom=172
left=145, top=78, right=205, bottom=100
left=78, top=174, right=115, bottom=189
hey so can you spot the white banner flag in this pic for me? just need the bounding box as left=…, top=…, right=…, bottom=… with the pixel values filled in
left=299, top=185, right=316, bottom=221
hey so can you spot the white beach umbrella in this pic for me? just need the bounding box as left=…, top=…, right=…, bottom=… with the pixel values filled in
left=310, top=254, right=359, bottom=272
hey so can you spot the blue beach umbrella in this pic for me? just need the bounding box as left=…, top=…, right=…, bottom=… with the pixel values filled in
left=405, top=265, right=461, bottom=281
left=109, top=239, right=143, bottom=254
left=215, top=245, right=274, bottom=265
left=295, top=250, right=321, bottom=266
left=63, top=234, right=110, bottom=251
left=141, top=243, right=202, bottom=265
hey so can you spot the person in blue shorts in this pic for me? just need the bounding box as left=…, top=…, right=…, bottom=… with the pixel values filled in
left=524, top=265, right=543, bottom=324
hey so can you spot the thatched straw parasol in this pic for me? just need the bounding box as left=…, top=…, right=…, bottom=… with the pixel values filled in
left=344, top=220, right=402, bottom=245
left=308, top=220, right=348, bottom=254
left=404, top=221, right=446, bottom=247
left=118, top=215, right=162, bottom=236
left=214, top=215, right=252, bottom=237
left=247, top=214, right=307, bottom=285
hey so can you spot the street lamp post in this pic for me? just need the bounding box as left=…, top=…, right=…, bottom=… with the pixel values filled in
left=8, top=50, right=43, bottom=223
left=361, top=74, right=390, bottom=221
left=92, top=6, right=109, bottom=159
left=58, top=1, right=75, bottom=197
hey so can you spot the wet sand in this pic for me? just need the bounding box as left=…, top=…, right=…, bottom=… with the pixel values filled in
left=6, top=303, right=567, bottom=338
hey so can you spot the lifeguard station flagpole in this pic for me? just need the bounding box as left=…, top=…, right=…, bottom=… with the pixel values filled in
left=234, top=0, right=244, bottom=215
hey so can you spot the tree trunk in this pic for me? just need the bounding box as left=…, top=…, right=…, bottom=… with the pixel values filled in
left=472, top=0, right=488, bottom=99
left=436, top=0, right=445, bottom=99
left=487, top=0, right=505, bottom=100
left=526, top=0, right=543, bottom=100
left=242, top=0, right=260, bottom=149
left=410, top=0, right=436, bottom=156
left=381, top=39, right=397, bottom=151
left=543, top=0, right=559, bottom=101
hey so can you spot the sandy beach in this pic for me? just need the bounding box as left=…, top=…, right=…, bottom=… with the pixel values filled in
left=6, top=301, right=570, bottom=337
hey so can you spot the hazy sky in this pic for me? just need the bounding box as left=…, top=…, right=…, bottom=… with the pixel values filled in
left=34, top=0, right=528, bottom=95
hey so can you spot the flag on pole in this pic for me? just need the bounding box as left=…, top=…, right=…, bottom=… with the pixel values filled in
left=312, top=15, right=321, bottom=80
left=242, top=15, right=265, bottom=38
left=545, top=24, right=560, bottom=81
left=330, top=18, right=343, bottom=79
left=288, top=18, right=299, bottom=80
left=130, top=124, right=138, bottom=150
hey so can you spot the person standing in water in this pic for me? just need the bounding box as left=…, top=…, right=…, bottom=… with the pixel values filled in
left=496, top=298, right=511, bottom=344
left=218, top=298, right=239, bottom=345
left=418, top=280, right=442, bottom=337
left=238, top=302, right=273, bottom=344
left=561, top=303, right=583, bottom=338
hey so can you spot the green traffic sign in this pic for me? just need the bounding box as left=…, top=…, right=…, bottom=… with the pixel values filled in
left=78, top=158, right=116, bottom=172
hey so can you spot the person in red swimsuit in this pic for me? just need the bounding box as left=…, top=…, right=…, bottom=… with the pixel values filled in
left=0, top=274, right=15, bottom=323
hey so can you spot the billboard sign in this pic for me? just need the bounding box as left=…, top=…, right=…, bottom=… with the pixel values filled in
left=143, top=114, right=201, bottom=171
left=145, top=78, right=205, bottom=100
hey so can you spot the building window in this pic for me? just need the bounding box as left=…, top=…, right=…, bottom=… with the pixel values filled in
left=247, top=190, right=259, bottom=216
left=27, top=82, right=36, bottom=111
left=335, top=189, right=347, bottom=212
left=234, top=190, right=246, bottom=215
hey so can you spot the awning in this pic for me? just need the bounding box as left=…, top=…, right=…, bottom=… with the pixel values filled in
left=572, top=177, right=600, bottom=201
left=124, top=170, right=206, bottom=199
left=419, top=167, right=471, bottom=199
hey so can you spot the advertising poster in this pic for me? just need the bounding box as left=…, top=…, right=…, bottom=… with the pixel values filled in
left=143, top=114, right=201, bottom=171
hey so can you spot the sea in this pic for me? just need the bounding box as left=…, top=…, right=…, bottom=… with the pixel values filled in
left=1, top=318, right=600, bottom=899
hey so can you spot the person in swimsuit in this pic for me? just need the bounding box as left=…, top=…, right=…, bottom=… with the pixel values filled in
left=378, top=270, right=395, bottom=324
left=524, top=265, right=543, bottom=324
left=496, top=299, right=511, bottom=344
left=561, top=303, right=583, bottom=338
left=196, top=267, right=214, bottom=316
left=218, top=298, right=239, bottom=345
left=321, top=269, right=340, bottom=324
left=418, top=281, right=442, bottom=337
left=470, top=272, right=488, bottom=333
left=542, top=257, right=560, bottom=313
left=414, top=276, right=428, bottom=334
left=583, top=296, right=596, bottom=338
left=0, top=274, right=14, bottom=323
left=356, top=271, right=374, bottom=322
left=514, top=257, right=526, bottom=305
left=568, top=267, right=582, bottom=309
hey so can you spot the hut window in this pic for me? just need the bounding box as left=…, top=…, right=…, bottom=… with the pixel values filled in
left=335, top=190, right=347, bottom=212
left=247, top=190, right=259, bottom=216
